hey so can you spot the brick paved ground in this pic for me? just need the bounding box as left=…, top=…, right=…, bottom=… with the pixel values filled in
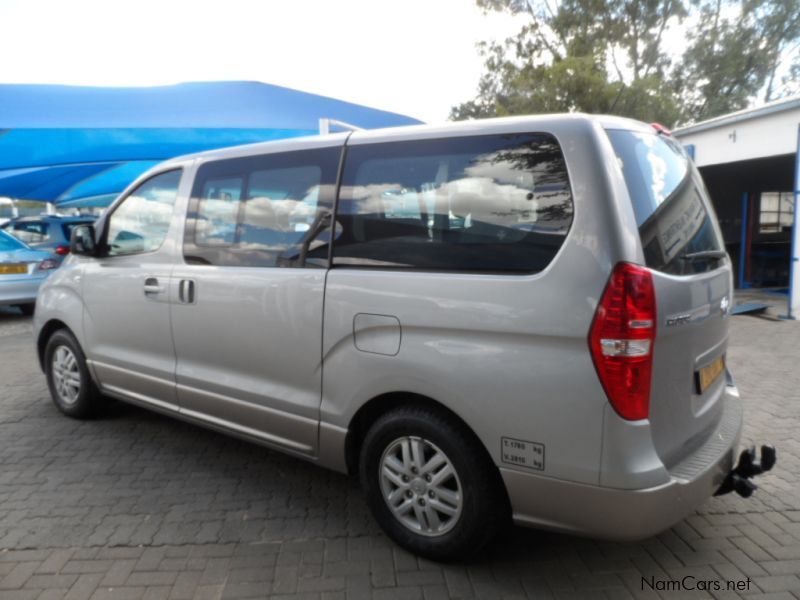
left=0, top=303, right=798, bottom=599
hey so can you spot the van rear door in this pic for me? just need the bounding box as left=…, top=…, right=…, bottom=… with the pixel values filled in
left=606, top=128, right=733, bottom=468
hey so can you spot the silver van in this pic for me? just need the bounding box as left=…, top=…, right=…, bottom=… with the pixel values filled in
left=33, top=115, right=773, bottom=560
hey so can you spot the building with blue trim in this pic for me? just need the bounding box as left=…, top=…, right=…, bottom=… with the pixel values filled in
left=674, top=95, right=800, bottom=317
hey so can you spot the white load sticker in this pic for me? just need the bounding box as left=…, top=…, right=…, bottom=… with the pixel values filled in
left=501, top=437, right=545, bottom=470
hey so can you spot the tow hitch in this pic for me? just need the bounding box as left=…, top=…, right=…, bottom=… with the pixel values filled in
left=715, top=445, right=777, bottom=498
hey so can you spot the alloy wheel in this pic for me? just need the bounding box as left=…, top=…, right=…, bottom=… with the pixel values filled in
left=379, top=436, right=463, bottom=537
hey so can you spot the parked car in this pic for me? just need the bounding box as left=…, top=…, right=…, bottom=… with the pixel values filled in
left=33, top=115, right=772, bottom=560
left=1, top=215, right=97, bottom=264
left=0, top=229, right=59, bottom=315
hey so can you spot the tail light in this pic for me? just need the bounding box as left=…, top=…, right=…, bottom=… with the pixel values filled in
left=55, top=245, right=70, bottom=255
left=38, top=259, right=59, bottom=271
left=589, top=262, right=656, bottom=421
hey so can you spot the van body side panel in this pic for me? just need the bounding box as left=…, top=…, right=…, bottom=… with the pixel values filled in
left=322, top=119, right=629, bottom=486
left=81, top=166, right=193, bottom=409
left=169, top=266, right=325, bottom=453
left=323, top=270, right=605, bottom=484
left=169, top=142, right=344, bottom=456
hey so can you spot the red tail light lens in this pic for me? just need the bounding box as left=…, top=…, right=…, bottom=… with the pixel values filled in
left=38, top=259, right=59, bottom=271
left=589, top=262, right=656, bottom=421
left=55, top=245, right=70, bottom=255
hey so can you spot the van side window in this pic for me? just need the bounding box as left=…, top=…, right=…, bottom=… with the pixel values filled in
left=332, top=134, right=573, bottom=273
left=106, top=169, right=182, bottom=257
left=195, top=177, right=243, bottom=246
left=184, top=148, right=339, bottom=268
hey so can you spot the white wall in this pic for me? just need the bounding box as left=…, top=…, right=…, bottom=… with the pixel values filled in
left=676, top=107, right=800, bottom=316
left=676, top=109, right=800, bottom=167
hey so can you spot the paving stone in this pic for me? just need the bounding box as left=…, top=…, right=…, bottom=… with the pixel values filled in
left=63, top=573, right=104, bottom=600
left=1, top=562, right=40, bottom=590
left=36, top=550, right=74, bottom=575
left=25, top=574, right=80, bottom=590
left=0, top=300, right=798, bottom=599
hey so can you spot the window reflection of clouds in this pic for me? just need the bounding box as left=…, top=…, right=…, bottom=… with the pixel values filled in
left=644, top=135, right=668, bottom=205
left=635, top=133, right=687, bottom=208
left=245, top=167, right=322, bottom=235
left=108, top=188, right=177, bottom=254
left=334, top=134, right=573, bottom=273
left=345, top=146, right=571, bottom=231
left=188, top=163, right=329, bottom=266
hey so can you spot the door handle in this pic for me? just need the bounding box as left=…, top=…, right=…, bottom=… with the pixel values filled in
left=143, top=277, right=162, bottom=295
left=178, top=279, right=196, bottom=304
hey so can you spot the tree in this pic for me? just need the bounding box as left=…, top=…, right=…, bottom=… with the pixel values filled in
left=452, top=0, right=800, bottom=126
left=680, top=0, right=800, bottom=119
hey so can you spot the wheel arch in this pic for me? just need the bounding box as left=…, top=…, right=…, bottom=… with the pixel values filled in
left=36, top=319, right=72, bottom=371
left=343, top=392, right=505, bottom=496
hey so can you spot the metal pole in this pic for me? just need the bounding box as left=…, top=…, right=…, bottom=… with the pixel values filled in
left=319, top=118, right=364, bottom=135
left=739, top=191, right=749, bottom=290
left=788, top=123, right=800, bottom=319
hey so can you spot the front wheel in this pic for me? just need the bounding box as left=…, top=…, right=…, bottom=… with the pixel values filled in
left=44, top=329, right=103, bottom=419
left=359, top=405, right=508, bottom=561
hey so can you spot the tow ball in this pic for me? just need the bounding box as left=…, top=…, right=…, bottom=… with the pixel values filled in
left=715, top=445, right=777, bottom=498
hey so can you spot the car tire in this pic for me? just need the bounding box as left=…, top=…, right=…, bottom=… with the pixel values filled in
left=359, top=405, right=508, bottom=561
left=17, top=303, right=35, bottom=316
left=44, top=329, right=103, bottom=419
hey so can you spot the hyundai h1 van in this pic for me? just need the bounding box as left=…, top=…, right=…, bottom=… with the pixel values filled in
left=33, top=115, right=772, bottom=560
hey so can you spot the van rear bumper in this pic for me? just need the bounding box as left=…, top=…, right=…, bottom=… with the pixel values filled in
left=501, top=387, right=743, bottom=541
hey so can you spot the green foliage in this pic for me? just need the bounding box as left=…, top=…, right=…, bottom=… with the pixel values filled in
left=452, top=0, right=800, bottom=126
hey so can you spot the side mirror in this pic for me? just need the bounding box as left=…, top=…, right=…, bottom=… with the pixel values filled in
left=70, top=224, right=97, bottom=256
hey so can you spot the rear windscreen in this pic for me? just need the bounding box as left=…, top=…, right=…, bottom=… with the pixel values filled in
left=10, top=221, right=50, bottom=244
left=607, top=129, right=723, bottom=275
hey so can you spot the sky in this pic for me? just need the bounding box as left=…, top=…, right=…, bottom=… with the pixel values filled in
left=0, top=0, right=525, bottom=124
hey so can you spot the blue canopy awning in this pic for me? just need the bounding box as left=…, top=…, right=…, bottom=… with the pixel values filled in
left=0, top=81, right=423, bottom=205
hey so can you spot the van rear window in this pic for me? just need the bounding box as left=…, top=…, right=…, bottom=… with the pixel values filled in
left=607, top=129, right=723, bottom=275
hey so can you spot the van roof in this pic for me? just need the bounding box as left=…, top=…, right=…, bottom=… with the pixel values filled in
left=161, top=113, right=654, bottom=167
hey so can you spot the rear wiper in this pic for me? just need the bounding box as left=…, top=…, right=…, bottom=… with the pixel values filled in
left=679, top=250, right=727, bottom=261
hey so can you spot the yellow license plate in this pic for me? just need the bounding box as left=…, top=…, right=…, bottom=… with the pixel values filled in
left=0, top=264, right=27, bottom=275
left=697, top=355, right=726, bottom=394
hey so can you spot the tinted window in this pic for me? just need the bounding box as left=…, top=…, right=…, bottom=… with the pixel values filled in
left=333, top=134, right=573, bottom=273
left=184, top=148, right=339, bottom=268
left=607, top=130, right=723, bottom=274
left=106, top=170, right=182, bottom=256
left=195, top=177, right=243, bottom=246
left=11, top=221, right=50, bottom=243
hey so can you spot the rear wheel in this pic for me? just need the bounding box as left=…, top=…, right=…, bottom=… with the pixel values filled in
left=359, top=405, right=508, bottom=561
left=44, top=329, right=103, bottom=419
